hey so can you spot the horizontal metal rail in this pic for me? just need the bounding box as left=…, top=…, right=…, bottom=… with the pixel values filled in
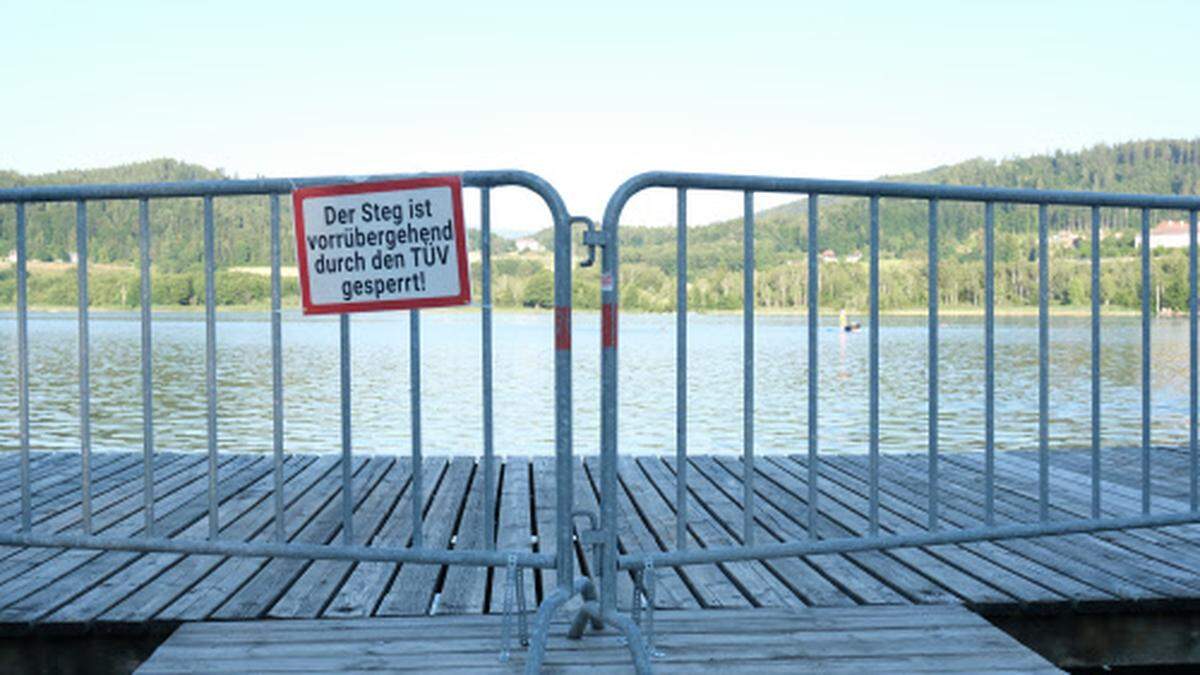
left=616, top=509, right=1200, bottom=570
left=599, top=170, right=1200, bottom=615
left=0, top=529, right=553, bottom=568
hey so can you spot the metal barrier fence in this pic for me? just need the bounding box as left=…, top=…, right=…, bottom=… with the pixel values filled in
left=595, top=172, right=1200, bottom=623
left=0, top=170, right=575, bottom=580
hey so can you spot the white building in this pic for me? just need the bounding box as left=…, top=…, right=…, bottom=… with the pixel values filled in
left=515, top=238, right=545, bottom=253
left=1135, top=220, right=1193, bottom=249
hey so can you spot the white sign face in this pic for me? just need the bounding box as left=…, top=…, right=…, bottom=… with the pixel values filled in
left=292, top=177, right=470, bottom=314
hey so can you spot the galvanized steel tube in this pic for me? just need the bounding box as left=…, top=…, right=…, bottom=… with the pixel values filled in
left=16, top=203, right=30, bottom=533
left=1091, top=206, right=1102, bottom=518
left=807, top=194, right=819, bottom=539
left=600, top=187, right=621, bottom=614
left=676, top=188, right=688, bottom=550
left=928, top=199, right=939, bottom=530
left=340, top=314, right=354, bottom=544
left=270, top=194, right=285, bottom=541
left=742, top=191, right=755, bottom=546
left=139, top=199, right=155, bottom=536
left=868, top=196, right=880, bottom=536
left=1038, top=203, right=1049, bottom=522
left=1141, top=208, right=1152, bottom=514
left=552, top=188, right=574, bottom=588
left=204, top=196, right=218, bottom=539
left=76, top=200, right=92, bottom=535
left=410, top=309, right=424, bottom=547
left=1192, top=210, right=1198, bottom=512
left=481, top=188, right=496, bottom=550
left=984, top=202, right=995, bottom=526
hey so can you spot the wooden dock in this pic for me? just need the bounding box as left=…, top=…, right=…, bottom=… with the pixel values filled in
left=134, top=605, right=1061, bottom=673
left=1, top=444, right=1200, bottom=630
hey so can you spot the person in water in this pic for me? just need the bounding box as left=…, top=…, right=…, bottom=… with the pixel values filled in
left=839, top=308, right=862, bottom=332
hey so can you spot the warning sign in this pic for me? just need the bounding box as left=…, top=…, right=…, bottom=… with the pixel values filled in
left=292, top=177, right=470, bottom=314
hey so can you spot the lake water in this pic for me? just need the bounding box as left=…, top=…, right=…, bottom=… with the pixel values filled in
left=0, top=310, right=1193, bottom=457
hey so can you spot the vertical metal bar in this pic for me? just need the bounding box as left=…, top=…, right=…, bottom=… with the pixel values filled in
left=340, top=314, right=353, bottom=544
left=1091, top=205, right=1102, bottom=519
left=807, top=193, right=819, bottom=539
left=1141, top=207, right=1151, bottom=515
left=204, top=196, right=218, bottom=539
left=928, top=199, right=939, bottom=530
left=481, top=188, right=496, bottom=550
left=552, top=195, right=574, bottom=589
left=16, top=203, right=31, bottom=533
left=270, top=194, right=285, bottom=542
left=675, top=188, right=688, bottom=550
left=1190, top=209, right=1198, bottom=512
left=868, top=196, right=880, bottom=536
left=742, top=191, right=755, bottom=546
left=410, top=309, right=424, bottom=547
left=1038, top=203, right=1049, bottom=522
left=76, top=200, right=92, bottom=535
left=600, top=196, right=621, bottom=614
left=139, top=199, right=155, bottom=536
left=984, top=202, right=995, bottom=526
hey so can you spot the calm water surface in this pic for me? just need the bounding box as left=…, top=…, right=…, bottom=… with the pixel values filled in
left=0, top=310, right=1193, bottom=456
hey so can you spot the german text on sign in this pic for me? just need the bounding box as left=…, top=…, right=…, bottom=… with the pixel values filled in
left=292, top=176, right=470, bottom=314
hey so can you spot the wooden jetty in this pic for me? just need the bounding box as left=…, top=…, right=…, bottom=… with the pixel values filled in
left=2, top=445, right=1199, bottom=670
left=134, top=605, right=1061, bottom=673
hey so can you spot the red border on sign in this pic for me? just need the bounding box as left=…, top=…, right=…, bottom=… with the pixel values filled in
left=292, top=176, right=471, bottom=315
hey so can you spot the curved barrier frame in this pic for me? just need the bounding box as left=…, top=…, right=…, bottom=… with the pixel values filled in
left=597, top=171, right=1200, bottom=622
left=0, top=170, right=590, bottom=663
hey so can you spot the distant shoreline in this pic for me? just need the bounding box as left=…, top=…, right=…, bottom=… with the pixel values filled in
left=0, top=303, right=1151, bottom=319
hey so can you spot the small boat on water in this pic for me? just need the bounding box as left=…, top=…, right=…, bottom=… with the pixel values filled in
left=839, top=309, right=862, bottom=333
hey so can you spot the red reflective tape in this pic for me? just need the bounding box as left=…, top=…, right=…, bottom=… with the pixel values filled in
left=555, top=306, right=571, bottom=351
left=602, top=303, right=618, bottom=349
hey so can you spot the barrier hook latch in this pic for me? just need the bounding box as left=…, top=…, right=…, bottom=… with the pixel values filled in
left=572, top=216, right=604, bottom=268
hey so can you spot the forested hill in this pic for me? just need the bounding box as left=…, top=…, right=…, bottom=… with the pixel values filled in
left=595, top=139, right=1200, bottom=276
left=3, top=139, right=1200, bottom=274
left=0, top=159, right=514, bottom=272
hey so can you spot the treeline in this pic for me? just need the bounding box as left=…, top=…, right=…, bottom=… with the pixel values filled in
left=0, top=248, right=1192, bottom=313
left=2, top=141, right=1199, bottom=313
left=0, top=267, right=300, bottom=308
left=528, top=138, right=1200, bottom=267
left=0, top=158, right=514, bottom=272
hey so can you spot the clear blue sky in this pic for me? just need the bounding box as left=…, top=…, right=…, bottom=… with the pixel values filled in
left=2, top=1, right=1198, bottom=229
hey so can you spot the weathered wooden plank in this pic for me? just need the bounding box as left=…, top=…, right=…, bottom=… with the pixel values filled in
left=692, top=456, right=908, bottom=606
left=637, top=456, right=801, bottom=608
left=528, top=456, right=559, bottom=607
left=592, top=456, right=736, bottom=609
left=985, top=451, right=1200, bottom=571
left=0, top=453, right=257, bottom=622
left=136, top=605, right=1060, bottom=674
left=836, top=452, right=1129, bottom=603
left=210, top=456, right=387, bottom=620
left=374, top=457, right=475, bottom=616
left=154, top=455, right=348, bottom=622
left=673, top=456, right=857, bottom=608
left=98, top=455, right=322, bottom=624
left=485, top=457, right=536, bottom=614
left=0, top=452, right=233, bottom=618
left=884, top=452, right=1179, bottom=601
left=266, top=458, right=410, bottom=619
left=0, top=452, right=197, bottom=577
left=43, top=455, right=319, bottom=624
left=811, top=454, right=1063, bottom=606
left=576, top=458, right=639, bottom=611
left=936, top=451, right=1200, bottom=595
left=732, top=456, right=956, bottom=605
left=435, top=458, right=491, bottom=615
